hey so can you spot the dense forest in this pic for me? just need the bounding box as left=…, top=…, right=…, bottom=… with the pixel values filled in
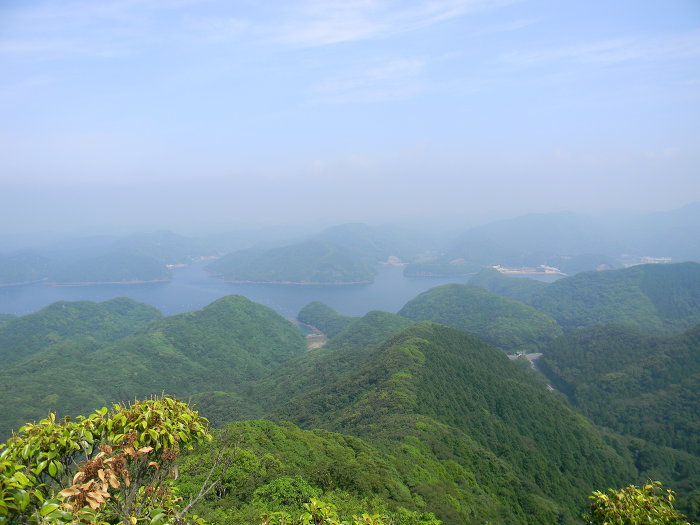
left=1, top=260, right=699, bottom=523
left=397, top=284, right=562, bottom=352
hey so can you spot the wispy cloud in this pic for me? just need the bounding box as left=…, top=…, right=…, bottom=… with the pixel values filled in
left=503, top=29, right=700, bottom=67
left=313, top=57, right=426, bottom=102
left=0, top=0, right=515, bottom=62
left=274, top=0, right=516, bottom=47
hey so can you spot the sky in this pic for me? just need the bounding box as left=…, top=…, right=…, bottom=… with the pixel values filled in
left=1, top=0, right=699, bottom=234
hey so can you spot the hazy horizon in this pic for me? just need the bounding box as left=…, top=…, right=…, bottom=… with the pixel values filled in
left=2, top=1, right=699, bottom=234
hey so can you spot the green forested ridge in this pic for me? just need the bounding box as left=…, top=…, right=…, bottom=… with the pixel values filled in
left=0, top=295, right=304, bottom=439
left=0, top=313, right=16, bottom=325
left=328, top=310, right=415, bottom=350
left=247, top=310, right=416, bottom=416
left=2, top=278, right=700, bottom=523
left=208, top=240, right=376, bottom=284
left=0, top=297, right=162, bottom=365
left=398, top=284, right=562, bottom=352
left=297, top=301, right=355, bottom=337
left=272, top=323, right=653, bottom=523
left=468, top=267, right=548, bottom=303
left=176, top=419, right=435, bottom=524
left=539, top=324, right=700, bottom=456
left=529, top=262, right=700, bottom=333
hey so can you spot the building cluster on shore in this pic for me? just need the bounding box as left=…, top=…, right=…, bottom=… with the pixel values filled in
left=490, top=264, right=564, bottom=275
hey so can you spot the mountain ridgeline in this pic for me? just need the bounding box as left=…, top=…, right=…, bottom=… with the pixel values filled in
left=0, top=295, right=306, bottom=439
left=403, top=203, right=700, bottom=278
left=397, top=284, right=562, bottom=352
left=207, top=240, right=376, bottom=284
left=0, top=231, right=219, bottom=285
left=1, top=260, right=700, bottom=523
left=469, top=262, right=700, bottom=334
left=2, top=205, right=699, bottom=287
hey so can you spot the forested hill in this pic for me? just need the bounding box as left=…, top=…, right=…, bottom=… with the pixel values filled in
left=397, top=283, right=562, bottom=352
left=272, top=323, right=645, bottom=523
left=529, top=262, right=700, bottom=332
left=246, top=308, right=416, bottom=415
left=0, top=297, right=162, bottom=365
left=207, top=240, right=376, bottom=284
left=540, top=323, right=700, bottom=457
left=297, top=301, right=355, bottom=337
left=3, top=285, right=700, bottom=522
left=468, top=262, right=700, bottom=334
left=0, top=295, right=305, bottom=439
left=468, top=267, right=547, bottom=303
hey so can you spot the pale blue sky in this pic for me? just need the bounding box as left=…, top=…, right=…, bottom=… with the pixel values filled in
left=1, top=0, right=699, bottom=233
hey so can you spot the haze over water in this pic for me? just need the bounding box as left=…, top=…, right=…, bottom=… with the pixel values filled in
left=0, top=262, right=489, bottom=319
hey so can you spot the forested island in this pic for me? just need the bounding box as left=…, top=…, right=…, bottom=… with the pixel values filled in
left=207, top=240, right=377, bottom=284
left=3, top=204, right=699, bottom=288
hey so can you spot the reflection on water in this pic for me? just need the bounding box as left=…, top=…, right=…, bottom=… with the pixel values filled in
left=0, top=262, right=477, bottom=318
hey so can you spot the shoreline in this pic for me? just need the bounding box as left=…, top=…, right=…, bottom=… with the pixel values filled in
left=0, top=280, right=46, bottom=288
left=47, top=279, right=171, bottom=287
left=221, top=278, right=373, bottom=286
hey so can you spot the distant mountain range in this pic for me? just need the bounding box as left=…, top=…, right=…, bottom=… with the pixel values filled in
left=405, top=202, right=700, bottom=277
left=2, top=203, right=698, bottom=285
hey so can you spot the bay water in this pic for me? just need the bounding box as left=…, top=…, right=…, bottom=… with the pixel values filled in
left=0, top=262, right=474, bottom=319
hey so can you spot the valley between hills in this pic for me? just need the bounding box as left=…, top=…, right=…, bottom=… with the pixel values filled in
left=1, top=259, right=699, bottom=524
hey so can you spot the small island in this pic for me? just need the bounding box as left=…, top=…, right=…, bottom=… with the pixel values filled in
left=207, top=240, right=376, bottom=285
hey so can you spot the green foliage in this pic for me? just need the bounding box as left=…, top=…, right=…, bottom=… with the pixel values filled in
left=272, top=323, right=644, bottom=523
left=0, top=297, right=162, bottom=366
left=176, top=420, right=439, bottom=525
left=530, top=263, right=700, bottom=333
left=0, top=314, right=16, bottom=326
left=0, top=296, right=304, bottom=438
left=261, top=498, right=396, bottom=525
left=4, top=278, right=700, bottom=524
left=297, top=302, right=355, bottom=338
left=0, top=396, right=210, bottom=524
left=468, top=267, right=548, bottom=303
left=539, top=324, right=700, bottom=456
left=208, top=241, right=376, bottom=284
left=584, top=482, right=693, bottom=525
left=248, top=310, right=415, bottom=415
left=254, top=476, right=320, bottom=507
left=398, top=284, right=562, bottom=352
left=329, top=311, right=415, bottom=350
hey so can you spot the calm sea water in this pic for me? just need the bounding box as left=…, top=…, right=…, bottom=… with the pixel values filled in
left=0, top=262, right=475, bottom=319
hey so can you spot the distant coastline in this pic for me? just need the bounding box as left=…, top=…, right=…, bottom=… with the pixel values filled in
left=221, top=278, right=373, bottom=286
left=47, top=279, right=171, bottom=287
left=0, top=280, right=46, bottom=288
